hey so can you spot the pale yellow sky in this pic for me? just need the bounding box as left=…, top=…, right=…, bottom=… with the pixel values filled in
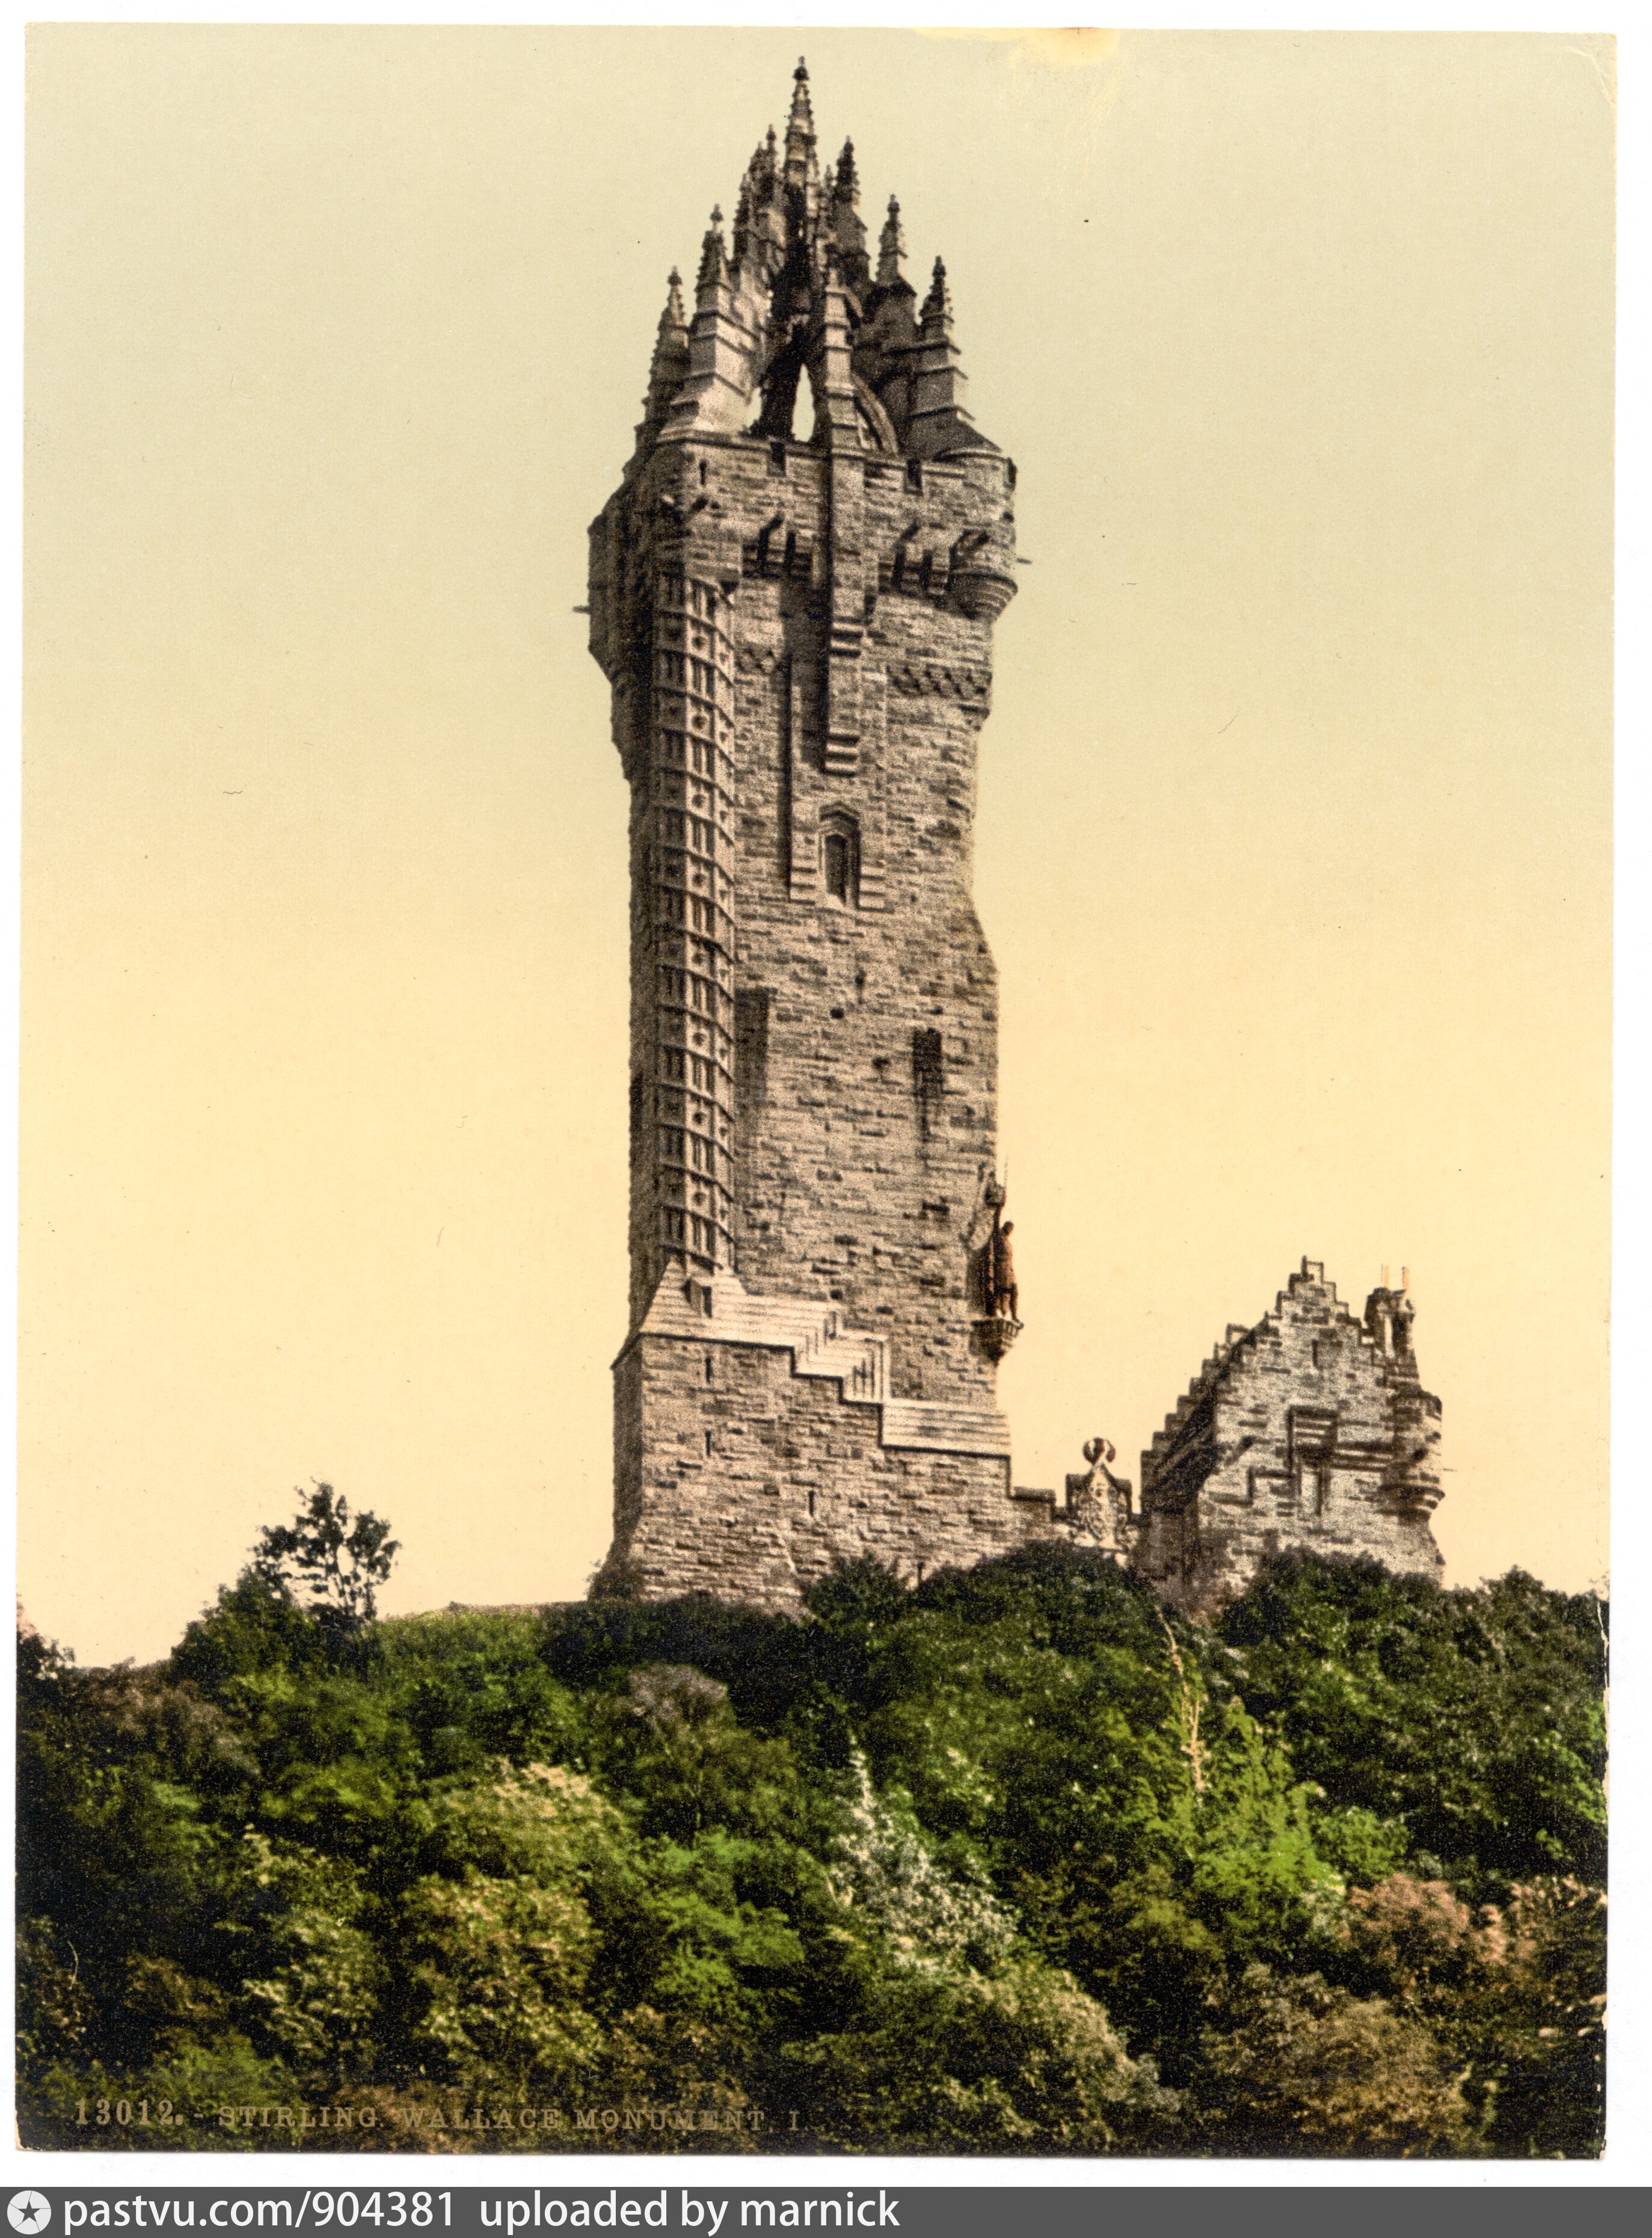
left=22, top=27, right=1613, bottom=1665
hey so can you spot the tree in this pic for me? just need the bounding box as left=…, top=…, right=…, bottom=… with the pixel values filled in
left=250, top=1485, right=399, bottom=1634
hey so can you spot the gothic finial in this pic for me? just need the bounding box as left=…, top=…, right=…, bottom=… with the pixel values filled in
left=785, top=55, right=815, bottom=165
left=877, top=194, right=907, bottom=285
left=695, top=208, right=728, bottom=295
left=639, top=263, right=690, bottom=441
left=746, top=129, right=780, bottom=210
left=835, top=137, right=859, bottom=202
left=921, top=255, right=953, bottom=332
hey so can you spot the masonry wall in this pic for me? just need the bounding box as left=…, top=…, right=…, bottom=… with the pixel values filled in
left=608, top=1334, right=1039, bottom=1608
left=721, top=438, right=1009, bottom=1406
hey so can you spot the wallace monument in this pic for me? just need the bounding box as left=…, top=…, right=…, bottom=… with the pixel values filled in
left=583, top=63, right=1446, bottom=1615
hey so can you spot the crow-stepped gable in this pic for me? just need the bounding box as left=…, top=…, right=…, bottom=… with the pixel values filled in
left=1132, top=1260, right=1446, bottom=1614
left=585, top=63, right=1039, bottom=1608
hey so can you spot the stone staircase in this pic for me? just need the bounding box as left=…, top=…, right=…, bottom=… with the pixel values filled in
left=634, top=1270, right=1011, bottom=1459
left=879, top=1399, right=1012, bottom=1458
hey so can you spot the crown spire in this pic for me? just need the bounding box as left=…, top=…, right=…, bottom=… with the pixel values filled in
left=630, top=69, right=998, bottom=457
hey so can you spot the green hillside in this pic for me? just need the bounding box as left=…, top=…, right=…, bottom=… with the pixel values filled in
left=17, top=1544, right=1605, bottom=2157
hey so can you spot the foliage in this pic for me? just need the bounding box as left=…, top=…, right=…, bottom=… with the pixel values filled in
left=16, top=1542, right=1604, bottom=2157
left=826, top=1753, right=1017, bottom=1970
left=1192, top=1964, right=1474, bottom=2156
left=781, top=1958, right=1176, bottom=2154
left=250, top=1484, right=401, bottom=1635
left=1334, top=1870, right=1606, bottom=2157
left=1216, top=1555, right=1607, bottom=1884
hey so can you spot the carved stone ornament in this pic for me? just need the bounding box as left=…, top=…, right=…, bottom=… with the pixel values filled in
left=975, top=1312, right=1023, bottom=1362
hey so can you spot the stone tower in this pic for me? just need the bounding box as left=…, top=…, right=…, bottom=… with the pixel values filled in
left=1131, top=1259, right=1446, bottom=1613
left=585, top=63, right=1041, bottom=1608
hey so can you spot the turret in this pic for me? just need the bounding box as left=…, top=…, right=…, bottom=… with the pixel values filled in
left=876, top=194, right=907, bottom=289
left=828, top=137, right=871, bottom=293
left=661, top=207, right=754, bottom=438
left=1364, top=1267, right=1418, bottom=1369
left=784, top=55, right=815, bottom=180
left=1363, top=1267, right=1440, bottom=1512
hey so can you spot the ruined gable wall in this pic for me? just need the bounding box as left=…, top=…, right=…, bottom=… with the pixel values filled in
left=1137, top=1265, right=1445, bottom=1614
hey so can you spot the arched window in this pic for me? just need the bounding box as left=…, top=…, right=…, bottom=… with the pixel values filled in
left=821, top=812, right=861, bottom=908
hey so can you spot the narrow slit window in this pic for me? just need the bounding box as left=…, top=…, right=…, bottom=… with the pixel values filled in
left=820, top=813, right=861, bottom=908
left=735, top=986, right=771, bottom=1106
left=912, top=1027, right=944, bottom=1098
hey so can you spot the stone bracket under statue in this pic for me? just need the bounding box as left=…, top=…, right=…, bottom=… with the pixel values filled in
left=624, top=1268, right=1014, bottom=1460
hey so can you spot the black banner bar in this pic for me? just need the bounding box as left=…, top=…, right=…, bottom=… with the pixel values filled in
left=5, top=2188, right=1647, bottom=2238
